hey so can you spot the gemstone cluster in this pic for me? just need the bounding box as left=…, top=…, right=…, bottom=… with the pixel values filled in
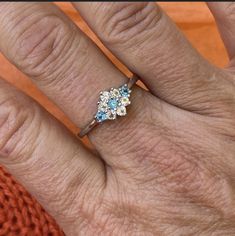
left=95, top=84, right=132, bottom=122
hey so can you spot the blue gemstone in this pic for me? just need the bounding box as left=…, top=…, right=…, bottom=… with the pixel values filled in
left=120, top=85, right=129, bottom=97
left=95, top=111, right=107, bottom=122
left=108, top=98, right=118, bottom=110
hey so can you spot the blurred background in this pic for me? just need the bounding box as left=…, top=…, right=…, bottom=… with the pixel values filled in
left=0, top=2, right=229, bottom=235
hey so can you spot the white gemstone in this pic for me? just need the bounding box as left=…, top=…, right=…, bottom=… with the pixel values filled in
left=111, top=88, right=120, bottom=98
left=116, top=106, right=127, bottom=116
left=120, top=97, right=130, bottom=106
left=98, top=102, right=108, bottom=111
left=100, top=91, right=110, bottom=102
left=106, top=110, right=117, bottom=120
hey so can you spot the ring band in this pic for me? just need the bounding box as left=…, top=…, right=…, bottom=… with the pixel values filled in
left=78, top=74, right=139, bottom=138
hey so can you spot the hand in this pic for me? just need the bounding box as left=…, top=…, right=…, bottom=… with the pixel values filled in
left=0, top=2, right=235, bottom=235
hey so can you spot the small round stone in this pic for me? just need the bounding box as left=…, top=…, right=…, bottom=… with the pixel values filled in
left=120, top=97, right=130, bottom=106
left=98, top=102, right=108, bottom=111
left=100, top=91, right=110, bottom=101
left=111, top=88, right=120, bottom=97
left=120, top=85, right=130, bottom=97
left=116, top=106, right=127, bottom=116
left=95, top=111, right=107, bottom=122
left=108, top=98, right=118, bottom=110
left=107, top=110, right=117, bottom=120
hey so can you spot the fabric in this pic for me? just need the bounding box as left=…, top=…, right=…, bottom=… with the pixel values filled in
left=0, top=166, right=63, bottom=235
left=0, top=2, right=228, bottom=235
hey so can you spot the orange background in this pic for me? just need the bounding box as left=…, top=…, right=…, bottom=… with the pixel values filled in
left=0, top=2, right=229, bottom=235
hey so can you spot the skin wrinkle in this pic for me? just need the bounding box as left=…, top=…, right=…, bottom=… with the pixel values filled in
left=111, top=4, right=159, bottom=39
left=100, top=196, right=155, bottom=235
left=135, top=139, right=200, bottom=192
left=176, top=123, right=235, bottom=177
left=25, top=26, right=64, bottom=73
left=0, top=4, right=37, bottom=49
left=36, top=31, right=78, bottom=82
left=34, top=28, right=86, bottom=84
left=14, top=17, right=75, bottom=77
left=150, top=62, right=217, bottom=107
left=8, top=17, right=59, bottom=62
left=156, top=201, right=224, bottom=235
left=73, top=200, right=117, bottom=236
left=99, top=3, right=162, bottom=45
left=0, top=100, right=37, bottom=159
left=36, top=37, right=90, bottom=107
left=107, top=186, right=214, bottom=236
left=17, top=21, right=60, bottom=63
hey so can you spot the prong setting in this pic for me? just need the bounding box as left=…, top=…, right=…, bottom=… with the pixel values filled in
left=95, top=83, right=132, bottom=123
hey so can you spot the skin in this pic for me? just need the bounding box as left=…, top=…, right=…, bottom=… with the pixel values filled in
left=0, top=2, right=235, bottom=235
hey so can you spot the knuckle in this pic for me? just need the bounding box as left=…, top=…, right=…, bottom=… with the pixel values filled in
left=11, top=14, right=75, bottom=78
left=0, top=94, right=40, bottom=161
left=39, top=34, right=90, bottom=92
left=101, top=3, right=161, bottom=45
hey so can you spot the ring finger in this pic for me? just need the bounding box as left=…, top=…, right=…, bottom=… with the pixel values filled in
left=0, top=2, right=163, bottom=170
